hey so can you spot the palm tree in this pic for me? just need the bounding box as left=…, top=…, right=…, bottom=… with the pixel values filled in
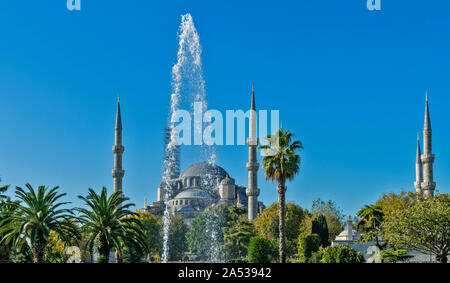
left=0, top=184, right=80, bottom=263
left=0, top=184, right=9, bottom=201
left=0, top=184, right=16, bottom=262
left=356, top=205, right=385, bottom=249
left=76, top=187, right=147, bottom=263
left=259, top=128, right=302, bottom=263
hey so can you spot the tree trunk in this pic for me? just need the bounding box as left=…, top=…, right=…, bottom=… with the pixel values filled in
left=98, top=234, right=110, bottom=263
left=33, top=244, right=45, bottom=263
left=277, top=184, right=287, bottom=263
left=436, top=254, right=447, bottom=263
left=115, top=250, right=122, bottom=263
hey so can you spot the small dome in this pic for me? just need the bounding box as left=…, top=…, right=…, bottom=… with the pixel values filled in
left=220, top=175, right=235, bottom=185
left=180, top=162, right=228, bottom=179
left=174, top=189, right=214, bottom=200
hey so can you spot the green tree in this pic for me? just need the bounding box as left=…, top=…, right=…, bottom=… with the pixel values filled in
left=381, top=194, right=450, bottom=263
left=0, top=184, right=80, bottom=263
left=310, top=198, right=345, bottom=243
left=76, top=187, right=147, bottom=263
left=166, top=214, right=188, bottom=261
left=223, top=218, right=254, bottom=260
left=356, top=205, right=385, bottom=249
left=254, top=203, right=305, bottom=245
left=321, top=245, right=365, bottom=263
left=0, top=186, right=20, bottom=263
left=122, top=211, right=161, bottom=262
left=0, top=183, right=9, bottom=201
left=380, top=248, right=413, bottom=263
left=260, top=128, right=303, bottom=263
left=186, top=205, right=227, bottom=260
left=375, top=191, right=416, bottom=217
left=297, top=233, right=321, bottom=263
left=311, top=214, right=329, bottom=247
left=248, top=236, right=272, bottom=263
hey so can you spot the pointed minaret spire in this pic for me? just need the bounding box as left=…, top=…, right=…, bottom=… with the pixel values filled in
left=420, top=91, right=436, bottom=198
left=415, top=133, right=423, bottom=195
left=116, top=94, right=122, bottom=130
left=416, top=133, right=421, bottom=163
left=251, top=82, right=256, bottom=111
left=112, top=96, right=125, bottom=194
left=424, top=91, right=431, bottom=132
left=246, top=82, right=260, bottom=221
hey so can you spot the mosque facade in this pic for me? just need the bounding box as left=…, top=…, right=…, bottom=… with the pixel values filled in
left=112, top=86, right=266, bottom=223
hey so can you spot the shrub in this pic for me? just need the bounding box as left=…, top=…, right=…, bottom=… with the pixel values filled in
left=96, top=255, right=108, bottom=263
left=248, top=236, right=272, bottom=263
left=311, top=214, right=330, bottom=247
left=322, top=245, right=365, bottom=263
left=298, top=233, right=321, bottom=263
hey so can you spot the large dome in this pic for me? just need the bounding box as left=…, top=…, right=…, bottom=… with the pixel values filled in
left=180, top=162, right=228, bottom=179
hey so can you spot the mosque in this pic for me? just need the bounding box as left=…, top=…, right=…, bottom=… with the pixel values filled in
left=111, top=86, right=266, bottom=223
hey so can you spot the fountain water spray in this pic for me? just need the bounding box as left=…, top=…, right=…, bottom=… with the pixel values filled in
left=161, top=13, right=216, bottom=263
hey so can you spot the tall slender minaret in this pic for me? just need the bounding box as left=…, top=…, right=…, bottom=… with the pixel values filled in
left=112, top=95, right=125, bottom=194
left=414, top=133, right=423, bottom=195
left=420, top=92, right=436, bottom=198
left=246, top=83, right=260, bottom=221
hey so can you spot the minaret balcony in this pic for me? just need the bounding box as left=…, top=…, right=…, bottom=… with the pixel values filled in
left=246, top=188, right=260, bottom=197
left=246, top=137, right=259, bottom=147
left=112, top=145, right=125, bottom=154
left=420, top=181, right=436, bottom=190
left=420, top=153, right=435, bottom=163
left=112, top=169, right=125, bottom=178
left=246, top=162, right=260, bottom=171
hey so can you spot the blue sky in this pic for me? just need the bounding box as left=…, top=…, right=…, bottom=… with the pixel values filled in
left=0, top=0, right=449, bottom=217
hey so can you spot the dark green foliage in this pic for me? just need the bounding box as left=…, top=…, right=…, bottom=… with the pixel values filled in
left=0, top=182, right=9, bottom=201
left=96, top=255, right=108, bottom=263
left=8, top=245, right=33, bottom=263
left=268, top=238, right=295, bottom=260
left=76, top=187, right=147, bottom=263
left=223, top=218, right=254, bottom=260
left=298, top=233, right=321, bottom=263
left=0, top=184, right=80, bottom=263
left=311, top=214, right=329, bottom=247
left=321, top=245, right=365, bottom=263
left=254, top=203, right=306, bottom=243
left=381, top=248, right=413, bottom=263
left=311, top=198, right=345, bottom=243
left=356, top=205, right=385, bottom=249
left=167, top=214, right=188, bottom=261
left=248, top=236, right=272, bottom=263
left=186, top=205, right=227, bottom=260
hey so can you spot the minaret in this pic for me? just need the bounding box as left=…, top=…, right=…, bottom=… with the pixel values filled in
left=246, top=83, right=260, bottom=221
left=420, top=92, right=436, bottom=198
left=112, top=95, right=125, bottom=194
left=414, top=133, right=423, bottom=195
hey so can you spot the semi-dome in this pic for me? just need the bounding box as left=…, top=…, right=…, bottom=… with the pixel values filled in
left=180, top=162, right=228, bottom=179
left=174, top=188, right=214, bottom=200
